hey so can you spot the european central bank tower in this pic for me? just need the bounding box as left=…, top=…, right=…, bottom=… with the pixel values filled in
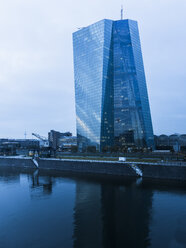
left=73, top=18, right=154, bottom=151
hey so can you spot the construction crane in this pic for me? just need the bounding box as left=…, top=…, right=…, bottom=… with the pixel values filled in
left=32, top=133, right=49, bottom=147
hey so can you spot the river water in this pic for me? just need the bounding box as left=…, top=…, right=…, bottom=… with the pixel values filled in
left=0, top=167, right=186, bottom=248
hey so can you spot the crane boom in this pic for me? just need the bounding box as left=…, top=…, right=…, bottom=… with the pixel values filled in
left=32, top=133, right=47, bottom=141
left=32, top=133, right=49, bottom=147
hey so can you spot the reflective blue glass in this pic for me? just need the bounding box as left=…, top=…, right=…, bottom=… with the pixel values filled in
left=73, top=19, right=154, bottom=151
left=113, top=20, right=154, bottom=148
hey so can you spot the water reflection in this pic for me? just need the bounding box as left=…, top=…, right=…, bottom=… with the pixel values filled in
left=28, top=170, right=54, bottom=198
left=0, top=167, right=55, bottom=198
left=0, top=167, right=20, bottom=184
left=73, top=178, right=153, bottom=248
left=0, top=167, right=186, bottom=248
left=101, top=184, right=152, bottom=248
left=74, top=181, right=103, bottom=248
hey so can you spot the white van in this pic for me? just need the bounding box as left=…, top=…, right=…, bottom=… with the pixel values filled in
left=119, top=157, right=126, bottom=162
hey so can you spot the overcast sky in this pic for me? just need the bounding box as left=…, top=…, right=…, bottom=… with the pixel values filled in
left=0, top=0, right=186, bottom=139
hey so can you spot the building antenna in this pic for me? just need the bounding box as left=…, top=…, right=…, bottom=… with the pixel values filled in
left=121, top=5, right=123, bottom=20
left=24, top=131, right=27, bottom=139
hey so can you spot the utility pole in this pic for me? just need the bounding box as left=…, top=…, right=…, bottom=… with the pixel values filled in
left=24, top=131, right=27, bottom=139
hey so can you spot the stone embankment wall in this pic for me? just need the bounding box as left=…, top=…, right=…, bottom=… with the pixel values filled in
left=0, top=157, right=186, bottom=181
left=0, top=157, right=34, bottom=168
left=38, top=159, right=137, bottom=177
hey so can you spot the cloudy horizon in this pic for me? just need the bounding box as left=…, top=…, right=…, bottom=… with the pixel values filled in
left=0, top=0, right=186, bottom=139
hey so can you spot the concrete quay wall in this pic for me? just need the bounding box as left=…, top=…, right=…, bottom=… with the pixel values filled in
left=38, top=158, right=137, bottom=177
left=0, top=157, right=186, bottom=181
left=0, top=157, right=34, bottom=168
left=139, top=163, right=186, bottom=181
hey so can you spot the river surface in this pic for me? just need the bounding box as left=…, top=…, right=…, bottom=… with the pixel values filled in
left=0, top=167, right=186, bottom=248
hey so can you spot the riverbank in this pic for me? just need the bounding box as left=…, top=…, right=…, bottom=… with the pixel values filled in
left=0, top=156, right=186, bottom=181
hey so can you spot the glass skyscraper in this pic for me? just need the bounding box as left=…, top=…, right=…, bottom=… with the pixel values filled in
left=73, top=18, right=154, bottom=151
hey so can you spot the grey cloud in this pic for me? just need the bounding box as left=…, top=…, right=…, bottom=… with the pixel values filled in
left=0, top=0, right=185, bottom=138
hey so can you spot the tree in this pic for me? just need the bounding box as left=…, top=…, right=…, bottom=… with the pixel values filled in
left=71, top=145, right=78, bottom=153
left=87, top=146, right=96, bottom=153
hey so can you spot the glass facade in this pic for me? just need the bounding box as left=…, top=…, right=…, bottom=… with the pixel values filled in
left=73, top=19, right=154, bottom=151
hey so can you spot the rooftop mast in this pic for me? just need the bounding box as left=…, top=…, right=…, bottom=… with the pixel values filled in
left=121, top=5, right=123, bottom=20
left=24, top=131, right=27, bottom=139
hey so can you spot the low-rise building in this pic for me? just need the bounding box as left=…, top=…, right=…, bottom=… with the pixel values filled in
left=0, top=139, right=39, bottom=155
left=58, top=136, right=77, bottom=151
left=48, top=130, right=73, bottom=150
left=155, top=134, right=186, bottom=152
